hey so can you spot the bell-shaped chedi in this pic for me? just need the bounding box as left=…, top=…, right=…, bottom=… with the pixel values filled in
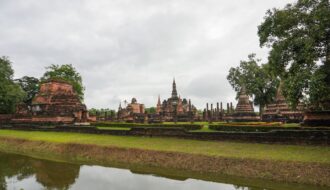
left=13, top=79, right=90, bottom=124
left=262, top=82, right=304, bottom=123
left=231, top=86, right=260, bottom=122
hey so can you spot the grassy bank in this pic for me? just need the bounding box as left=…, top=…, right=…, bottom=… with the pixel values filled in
left=0, top=129, right=329, bottom=186
left=0, top=130, right=329, bottom=162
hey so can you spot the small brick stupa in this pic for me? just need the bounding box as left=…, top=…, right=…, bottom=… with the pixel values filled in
left=262, top=82, right=304, bottom=122
left=231, top=86, right=260, bottom=122
left=13, top=79, right=89, bottom=125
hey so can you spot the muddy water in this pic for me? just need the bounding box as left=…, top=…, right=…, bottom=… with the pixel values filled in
left=0, top=152, right=326, bottom=190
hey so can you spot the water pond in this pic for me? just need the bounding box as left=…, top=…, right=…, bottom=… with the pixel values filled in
left=0, top=152, right=326, bottom=190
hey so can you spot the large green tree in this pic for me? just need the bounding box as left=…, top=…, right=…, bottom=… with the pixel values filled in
left=41, top=64, right=85, bottom=101
left=227, top=54, right=279, bottom=115
left=0, top=57, right=25, bottom=114
left=15, top=76, right=39, bottom=106
left=258, top=0, right=330, bottom=110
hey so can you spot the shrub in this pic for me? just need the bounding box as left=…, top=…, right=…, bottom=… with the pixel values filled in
left=93, top=122, right=202, bottom=130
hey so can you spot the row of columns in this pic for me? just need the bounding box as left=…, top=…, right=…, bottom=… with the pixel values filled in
left=203, top=102, right=235, bottom=121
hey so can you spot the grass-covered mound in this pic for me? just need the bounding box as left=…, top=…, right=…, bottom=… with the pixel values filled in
left=93, top=122, right=202, bottom=130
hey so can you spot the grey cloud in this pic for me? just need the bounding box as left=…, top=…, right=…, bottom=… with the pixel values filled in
left=0, top=0, right=296, bottom=109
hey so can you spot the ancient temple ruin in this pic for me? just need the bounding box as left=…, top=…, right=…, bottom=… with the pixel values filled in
left=262, top=82, right=304, bottom=122
left=227, top=86, right=260, bottom=122
left=203, top=102, right=225, bottom=122
left=117, top=98, right=146, bottom=123
left=155, top=79, right=197, bottom=122
left=12, top=79, right=90, bottom=125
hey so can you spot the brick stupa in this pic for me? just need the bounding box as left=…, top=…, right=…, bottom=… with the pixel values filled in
left=13, top=79, right=89, bottom=125
left=231, top=86, right=260, bottom=122
left=262, top=82, right=304, bottom=122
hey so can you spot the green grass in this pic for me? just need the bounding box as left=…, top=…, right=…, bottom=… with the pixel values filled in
left=97, top=127, right=131, bottom=130
left=190, top=125, right=217, bottom=132
left=282, top=123, right=300, bottom=127
left=0, top=129, right=329, bottom=164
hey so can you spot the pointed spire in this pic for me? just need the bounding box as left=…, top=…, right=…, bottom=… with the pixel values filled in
left=171, top=78, right=178, bottom=98
left=276, top=81, right=285, bottom=102
left=156, top=95, right=162, bottom=114
left=240, top=85, right=247, bottom=95
left=157, top=95, right=161, bottom=105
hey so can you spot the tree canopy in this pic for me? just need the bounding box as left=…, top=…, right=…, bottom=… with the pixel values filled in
left=0, top=57, right=25, bottom=114
left=145, top=107, right=156, bottom=114
left=258, top=0, right=330, bottom=110
left=15, top=76, right=39, bottom=106
left=227, top=54, right=279, bottom=114
left=40, top=64, right=85, bottom=101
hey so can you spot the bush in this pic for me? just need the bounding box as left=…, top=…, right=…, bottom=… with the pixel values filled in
left=222, top=122, right=282, bottom=126
left=209, top=123, right=297, bottom=132
left=93, top=122, right=202, bottom=130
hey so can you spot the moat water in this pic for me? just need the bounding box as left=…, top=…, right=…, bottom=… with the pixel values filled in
left=0, top=152, right=327, bottom=190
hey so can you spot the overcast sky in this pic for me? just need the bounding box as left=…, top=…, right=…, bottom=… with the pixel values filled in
left=0, top=0, right=295, bottom=110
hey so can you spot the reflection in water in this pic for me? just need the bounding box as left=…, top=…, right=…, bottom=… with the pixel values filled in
left=0, top=152, right=79, bottom=189
left=0, top=152, right=325, bottom=190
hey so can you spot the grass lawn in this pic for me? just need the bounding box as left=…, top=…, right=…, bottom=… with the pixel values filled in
left=282, top=123, right=300, bottom=127
left=0, top=129, right=329, bottom=164
left=97, top=127, right=130, bottom=130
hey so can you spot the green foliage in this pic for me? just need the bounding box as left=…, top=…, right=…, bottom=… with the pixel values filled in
left=0, top=57, right=25, bottom=114
left=145, top=107, right=156, bottom=114
left=88, top=108, right=116, bottom=119
left=15, top=76, right=39, bottom=106
left=227, top=54, right=279, bottom=114
left=258, top=0, right=330, bottom=110
left=40, top=64, right=84, bottom=101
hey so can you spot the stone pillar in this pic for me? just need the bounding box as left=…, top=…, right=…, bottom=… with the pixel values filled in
left=230, top=102, right=233, bottom=113
left=220, top=102, right=223, bottom=113
left=188, top=99, right=192, bottom=112
left=227, top=103, right=230, bottom=114
left=210, top=103, right=214, bottom=123
left=216, top=102, right=220, bottom=121
left=206, top=103, right=209, bottom=121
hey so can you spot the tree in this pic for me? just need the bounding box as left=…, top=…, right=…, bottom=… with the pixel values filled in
left=0, top=57, right=25, bottom=114
left=41, top=64, right=85, bottom=101
left=145, top=107, right=156, bottom=114
left=258, top=0, right=330, bottom=110
left=88, top=108, right=116, bottom=120
left=15, top=76, right=39, bottom=106
left=227, top=54, right=279, bottom=115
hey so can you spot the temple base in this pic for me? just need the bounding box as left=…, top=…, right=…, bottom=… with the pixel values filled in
left=302, top=111, right=330, bottom=127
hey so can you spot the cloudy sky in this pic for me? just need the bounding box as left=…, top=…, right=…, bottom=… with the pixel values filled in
left=0, top=0, right=295, bottom=110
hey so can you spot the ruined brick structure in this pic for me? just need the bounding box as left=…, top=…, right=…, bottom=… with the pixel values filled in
left=12, top=79, right=90, bottom=124
left=156, top=79, right=197, bottom=122
left=117, top=98, right=146, bottom=123
left=262, top=82, right=304, bottom=123
left=225, top=86, right=260, bottom=122
left=202, top=102, right=236, bottom=122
